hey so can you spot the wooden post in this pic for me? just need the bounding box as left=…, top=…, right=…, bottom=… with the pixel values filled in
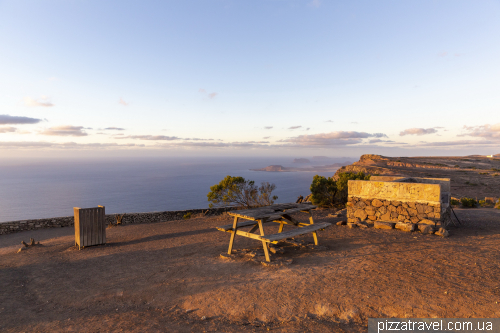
left=308, top=211, right=318, bottom=245
left=227, top=216, right=238, bottom=254
left=258, top=219, right=271, bottom=262
left=74, top=206, right=106, bottom=250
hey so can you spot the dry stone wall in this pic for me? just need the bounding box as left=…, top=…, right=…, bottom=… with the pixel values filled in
left=0, top=207, right=233, bottom=236
left=347, top=197, right=447, bottom=226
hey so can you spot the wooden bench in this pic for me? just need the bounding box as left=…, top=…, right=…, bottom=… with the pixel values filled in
left=217, top=203, right=330, bottom=262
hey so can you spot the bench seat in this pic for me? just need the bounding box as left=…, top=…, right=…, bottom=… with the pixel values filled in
left=260, top=222, right=331, bottom=242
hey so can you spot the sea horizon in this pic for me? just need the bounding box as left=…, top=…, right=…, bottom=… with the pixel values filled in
left=0, top=156, right=355, bottom=223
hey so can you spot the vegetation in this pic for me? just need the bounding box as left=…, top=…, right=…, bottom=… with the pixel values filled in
left=460, top=197, right=478, bottom=208
left=183, top=212, right=192, bottom=219
left=207, top=175, right=278, bottom=209
left=310, top=171, right=371, bottom=207
left=450, top=198, right=460, bottom=205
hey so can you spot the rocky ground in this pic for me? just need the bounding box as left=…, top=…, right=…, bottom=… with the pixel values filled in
left=1, top=206, right=500, bottom=332
left=334, top=154, right=500, bottom=200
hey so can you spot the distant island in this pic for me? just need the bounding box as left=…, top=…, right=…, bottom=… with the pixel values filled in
left=293, top=158, right=311, bottom=164
left=251, top=162, right=352, bottom=172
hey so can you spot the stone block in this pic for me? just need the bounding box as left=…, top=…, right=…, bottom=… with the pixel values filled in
left=379, top=206, right=387, bottom=215
left=365, top=206, right=377, bottom=215
left=348, top=217, right=360, bottom=223
left=424, top=206, right=433, bottom=214
left=419, top=219, right=436, bottom=225
left=393, top=201, right=401, bottom=206
left=390, top=212, right=398, bottom=218
left=418, top=224, right=434, bottom=234
left=388, top=205, right=396, bottom=212
left=408, top=202, right=416, bottom=209
left=381, top=212, right=391, bottom=220
left=374, top=221, right=395, bottom=229
left=395, top=223, right=415, bottom=232
left=347, top=223, right=358, bottom=228
left=354, top=209, right=368, bottom=221
left=368, top=215, right=377, bottom=221
left=371, top=199, right=384, bottom=207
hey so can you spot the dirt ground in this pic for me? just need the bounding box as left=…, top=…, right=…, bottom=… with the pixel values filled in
left=1, top=207, right=500, bottom=333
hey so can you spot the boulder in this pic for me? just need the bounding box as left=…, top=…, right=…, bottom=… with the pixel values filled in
left=374, top=221, right=395, bottom=230
left=419, top=219, right=436, bottom=225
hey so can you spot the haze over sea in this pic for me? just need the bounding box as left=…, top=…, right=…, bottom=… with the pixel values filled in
left=0, top=157, right=353, bottom=223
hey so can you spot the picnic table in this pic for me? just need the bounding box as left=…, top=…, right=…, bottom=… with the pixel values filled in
left=216, top=203, right=331, bottom=262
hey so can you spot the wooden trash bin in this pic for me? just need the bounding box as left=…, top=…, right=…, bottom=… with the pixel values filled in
left=74, top=206, right=106, bottom=249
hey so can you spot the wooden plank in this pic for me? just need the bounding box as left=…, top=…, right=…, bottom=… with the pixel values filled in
left=308, top=211, right=318, bottom=246
left=216, top=219, right=259, bottom=232
left=74, top=207, right=80, bottom=248
left=99, top=206, right=106, bottom=244
left=260, top=222, right=331, bottom=242
left=228, top=216, right=238, bottom=254
left=258, top=219, right=271, bottom=262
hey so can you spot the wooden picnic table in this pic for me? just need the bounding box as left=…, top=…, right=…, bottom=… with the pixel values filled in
left=216, top=203, right=331, bottom=262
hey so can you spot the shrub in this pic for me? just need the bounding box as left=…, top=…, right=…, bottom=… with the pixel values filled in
left=460, top=197, right=478, bottom=208
left=310, top=171, right=370, bottom=207
left=450, top=198, right=460, bottom=205
left=207, top=175, right=278, bottom=209
left=478, top=200, right=487, bottom=207
left=310, top=175, right=337, bottom=207
left=183, top=212, right=192, bottom=219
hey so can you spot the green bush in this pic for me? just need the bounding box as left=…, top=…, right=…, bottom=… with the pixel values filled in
left=310, top=171, right=370, bottom=207
left=478, top=200, right=487, bottom=207
left=450, top=198, right=460, bottom=205
left=183, top=212, right=192, bottom=219
left=310, top=175, right=337, bottom=207
left=460, top=197, right=478, bottom=208
left=207, top=175, right=278, bottom=209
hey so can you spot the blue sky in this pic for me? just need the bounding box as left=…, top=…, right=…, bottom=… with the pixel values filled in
left=1, top=0, right=499, bottom=158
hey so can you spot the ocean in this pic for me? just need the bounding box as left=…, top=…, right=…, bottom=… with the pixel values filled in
left=0, top=156, right=348, bottom=223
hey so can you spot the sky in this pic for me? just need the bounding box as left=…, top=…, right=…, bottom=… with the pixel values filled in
left=1, top=0, right=499, bottom=159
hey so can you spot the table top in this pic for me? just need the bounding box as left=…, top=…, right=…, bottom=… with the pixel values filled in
left=228, top=203, right=316, bottom=220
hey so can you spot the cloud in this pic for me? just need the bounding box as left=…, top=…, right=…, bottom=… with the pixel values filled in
left=0, top=127, right=17, bottom=133
left=0, top=114, right=43, bottom=125
left=104, top=127, right=125, bottom=130
left=325, top=120, right=334, bottom=123
left=264, top=126, right=273, bottom=130
left=263, top=136, right=271, bottom=139
left=183, top=138, right=214, bottom=141
left=438, top=51, right=448, bottom=57
left=24, top=96, right=54, bottom=107
left=39, top=126, right=89, bottom=137
left=459, top=123, right=500, bottom=139
left=208, top=92, right=217, bottom=99
left=118, top=98, right=128, bottom=106
left=399, top=128, right=438, bottom=136
left=279, top=131, right=387, bottom=146
left=198, top=89, right=206, bottom=93
left=0, top=141, right=145, bottom=149
left=115, top=135, right=180, bottom=141
left=288, top=126, right=302, bottom=130
left=368, top=139, right=396, bottom=144
left=413, top=139, right=497, bottom=147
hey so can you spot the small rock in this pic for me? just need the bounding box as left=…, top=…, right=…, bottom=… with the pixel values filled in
left=219, top=253, right=233, bottom=260
left=356, top=222, right=369, bottom=228
left=336, top=221, right=347, bottom=226
left=419, top=219, right=436, bottom=225
left=347, top=222, right=358, bottom=228
left=418, top=224, right=434, bottom=234
left=395, top=223, right=415, bottom=232
left=435, top=228, right=450, bottom=237
left=201, top=316, right=207, bottom=320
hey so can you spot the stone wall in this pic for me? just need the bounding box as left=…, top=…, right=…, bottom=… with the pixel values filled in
left=347, top=177, right=452, bottom=229
left=347, top=197, right=447, bottom=225
left=0, top=207, right=233, bottom=236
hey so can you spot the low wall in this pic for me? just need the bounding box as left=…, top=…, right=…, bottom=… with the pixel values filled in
left=347, top=197, right=446, bottom=224
left=0, top=207, right=233, bottom=236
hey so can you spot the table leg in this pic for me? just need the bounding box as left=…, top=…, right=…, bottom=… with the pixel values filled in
left=308, top=211, right=318, bottom=245
left=228, top=216, right=238, bottom=254
left=258, top=219, right=271, bottom=262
